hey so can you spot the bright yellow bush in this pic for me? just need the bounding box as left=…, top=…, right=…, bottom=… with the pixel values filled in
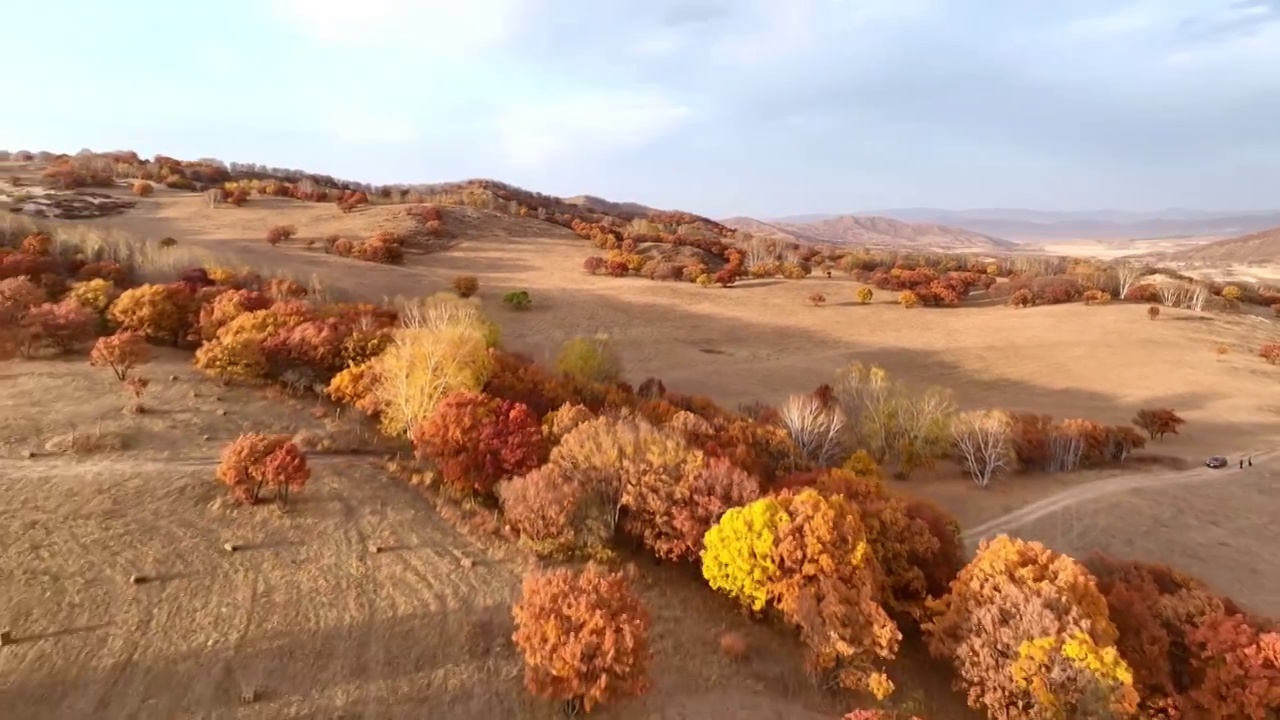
left=1221, top=285, right=1243, bottom=302
left=370, top=326, right=492, bottom=437
left=205, top=266, right=238, bottom=285
left=701, top=497, right=787, bottom=612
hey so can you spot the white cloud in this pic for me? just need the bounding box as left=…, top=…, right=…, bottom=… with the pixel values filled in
left=270, top=0, right=533, bottom=52
left=492, top=90, right=692, bottom=169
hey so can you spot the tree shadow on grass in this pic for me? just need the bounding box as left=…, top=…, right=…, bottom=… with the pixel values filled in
left=159, top=238, right=1278, bottom=455
left=0, top=568, right=978, bottom=720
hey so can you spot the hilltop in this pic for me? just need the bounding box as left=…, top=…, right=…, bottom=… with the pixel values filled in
left=563, top=194, right=660, bottom=217
left=801, top=208, right=1280, bottom=242
left=720, top=214, right=1017, bottom=252
left=1165, top=226, right=1280, bottom=265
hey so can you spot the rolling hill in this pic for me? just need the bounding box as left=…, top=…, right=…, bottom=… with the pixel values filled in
left=823, top=208, right=1280, bottom=242
left=1167, top=226, right=1280, bottom=264
left=563, top=194, right=659, bottom=216
left=720, top=214, right=1018, bottom=252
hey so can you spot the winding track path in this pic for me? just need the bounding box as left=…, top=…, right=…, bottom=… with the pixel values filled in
left=961, top=447, right=1278, bottom=551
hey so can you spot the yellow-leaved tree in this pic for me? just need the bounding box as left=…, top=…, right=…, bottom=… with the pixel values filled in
left=371, top=327, right=492, bottom=438
left=701, top=496, right=786, bottom=612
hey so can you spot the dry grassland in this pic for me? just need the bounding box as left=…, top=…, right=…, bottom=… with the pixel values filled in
left=2, top=170, right=1279, bottom=718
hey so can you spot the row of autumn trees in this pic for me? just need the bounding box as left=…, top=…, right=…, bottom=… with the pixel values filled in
left=24, top=148, right=1280, bottom=317
left=3, top=217, right=1276, bottom=719
left=19, top=147, right=740, bottom=260
left=770, top=365, right=1175, bottom=488
left=582, top=229, right=1280, bottom=319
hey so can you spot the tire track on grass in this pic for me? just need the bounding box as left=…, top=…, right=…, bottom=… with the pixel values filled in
left=961, top=448, right=1279, bottom=549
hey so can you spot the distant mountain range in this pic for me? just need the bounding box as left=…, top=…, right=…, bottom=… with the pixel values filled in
left=772, top=209, right=1280, bottom=242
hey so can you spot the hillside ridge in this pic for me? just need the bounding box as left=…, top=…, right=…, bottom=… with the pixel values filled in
left=721, top=214, right=1017, bottom=252
left=1167, top=226, right=1280, bottom=264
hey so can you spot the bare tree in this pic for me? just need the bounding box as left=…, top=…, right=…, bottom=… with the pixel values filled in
left=1114, top=263, right=1143, bottom=299
left=204, top=188, right=224, bottom=208
left=1044, top=426, right=1085, bottom=473
left=833, top=361, right=896, bottom=460
left=951, top=409, right=1014, bottom=488
left=1187, top=283, right=1208, bottom=312
left=779, top=393, right=846, bottom=467
left=1156, top=283, right=1187, bottom=308
left=894, top=387, right=956, bottom=478
left=741, top=234, right=778, bottom=270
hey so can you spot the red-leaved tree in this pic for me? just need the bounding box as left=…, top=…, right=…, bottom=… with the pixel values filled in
left=1186, top=613, right=1280, bottom=719
left=88, top=331, right=152, bottom=381
left=1132, top=408, right=1186, bottom=441
left=410, top=391, right=547, bottom=498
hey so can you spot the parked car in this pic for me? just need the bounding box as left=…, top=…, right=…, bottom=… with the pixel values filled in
left=1206, top=456, right=1229, bottom=469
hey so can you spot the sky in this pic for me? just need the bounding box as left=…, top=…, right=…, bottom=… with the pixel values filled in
left=3, top=0, right=1279, bottom=218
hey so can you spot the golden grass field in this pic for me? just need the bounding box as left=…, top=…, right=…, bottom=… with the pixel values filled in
left=2, top=170, right=1279, bottom=718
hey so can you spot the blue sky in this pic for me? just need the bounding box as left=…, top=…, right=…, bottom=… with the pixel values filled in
left=4, top=0, right=1279, bottom=217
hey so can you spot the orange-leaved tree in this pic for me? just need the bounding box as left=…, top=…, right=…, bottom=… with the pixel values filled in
left=215, top=433, right=311, bottom=507
left=779, top=490, right=900, bottom=696
left=767, top=489, right=902, bottom=697
left=511, top=564, right=650, bottom=714
left=701, top=488, right=903, bottom=696
left=924, top=535, right=1138, bottom=719
left=498, top=463, right=618, bottom=558
left=816, top=469, right=962, bottom=625
left=108, top=283, right=199, bottom=345
left=549, top=414, right=754, bottom=562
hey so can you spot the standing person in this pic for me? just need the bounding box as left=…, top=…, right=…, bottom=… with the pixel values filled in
left=1240, top=458, right=1245, bottom=469
left=1249, top=455, right=1253, bottom=467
